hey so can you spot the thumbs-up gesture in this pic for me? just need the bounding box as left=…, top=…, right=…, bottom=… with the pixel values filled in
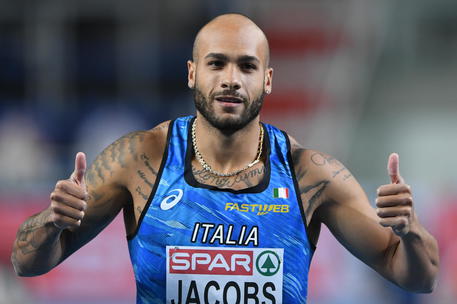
left=376, top=153, right=417, bottom=237
left=49, top=152, right=88, bottom=230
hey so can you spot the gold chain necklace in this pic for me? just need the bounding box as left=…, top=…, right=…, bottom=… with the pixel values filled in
left=192, top=118, right=264, bottom=177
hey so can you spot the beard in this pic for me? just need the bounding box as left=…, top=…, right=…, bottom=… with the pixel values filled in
left=193, top=86, right=265, bottom=136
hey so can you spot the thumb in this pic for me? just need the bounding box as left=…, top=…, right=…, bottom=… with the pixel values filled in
left=72, top=152, right=87, bottom=186
left=387, top=152, right=404, bottom=184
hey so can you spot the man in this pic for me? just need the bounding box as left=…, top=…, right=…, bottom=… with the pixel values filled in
left=12, top=13, right=439, bottom=303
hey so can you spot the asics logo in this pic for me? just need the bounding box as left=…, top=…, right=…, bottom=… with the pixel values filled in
left=160, top=189, right=184, bottom=210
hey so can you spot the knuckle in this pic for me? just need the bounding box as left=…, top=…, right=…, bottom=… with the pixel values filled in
left=77, top=200, right=87, bottom=211
left=71, top=200, right=82, bottom=211
left=55, top=180, right=66, bottom=190
left=51, top=192, right=62, bottom=202
left=399, top=217, right=407, bottom=226
left=376, top=208, right=383, bottom=216
left=50, top=204, right=59, bottom=213
left=404, top=209, right=411, bottom=217
left=401, top=185, right=410, bottom=193
left=404, top=196, right=413, bottom=205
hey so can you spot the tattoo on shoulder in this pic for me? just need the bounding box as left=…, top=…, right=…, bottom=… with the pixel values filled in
left=85, top=131, right=146, bottom=186
left=311, top=152, right=336, bottom=166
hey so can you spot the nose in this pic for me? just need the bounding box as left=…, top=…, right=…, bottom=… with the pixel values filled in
left=221, top=65, right=241, bottom=91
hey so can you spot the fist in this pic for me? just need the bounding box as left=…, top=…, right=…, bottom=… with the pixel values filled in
left=49, top=152, right=88, bottom=230
left=376, top=153, right=416, bottom=237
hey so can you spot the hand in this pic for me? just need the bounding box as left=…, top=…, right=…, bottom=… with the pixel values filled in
left=49, top=152, right=88, bottom=230
left=376, top=153, right=416, bottom=237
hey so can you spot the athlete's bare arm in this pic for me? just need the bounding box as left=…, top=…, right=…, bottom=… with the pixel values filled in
left=11, top=122, right=169, bottom=276
left=290, top=139, right=439, bottom=293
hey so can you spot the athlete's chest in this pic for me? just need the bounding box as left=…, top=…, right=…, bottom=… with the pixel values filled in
left=130, top=165, right=311, bottom=304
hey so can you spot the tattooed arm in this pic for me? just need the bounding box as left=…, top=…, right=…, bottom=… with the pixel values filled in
left=11, top=130, right=158, bottom=276
left=290, top=142, right=438, bottom=293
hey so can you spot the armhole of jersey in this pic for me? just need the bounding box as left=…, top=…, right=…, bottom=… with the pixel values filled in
left=282, top=130, right=317, bottom=252
left=127, top=120, right=175, bottom=241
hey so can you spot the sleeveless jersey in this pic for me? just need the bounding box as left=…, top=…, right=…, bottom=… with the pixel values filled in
left=127, top=116, right=314, bottom=304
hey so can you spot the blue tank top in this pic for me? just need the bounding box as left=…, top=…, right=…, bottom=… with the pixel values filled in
left=128, top=116, right=314, bottom=304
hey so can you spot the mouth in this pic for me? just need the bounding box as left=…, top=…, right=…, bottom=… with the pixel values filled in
left=215, top=95, right=243, bottom=104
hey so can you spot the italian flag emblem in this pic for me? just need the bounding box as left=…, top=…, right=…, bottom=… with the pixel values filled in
left=273, top=187, right=289, bottom=199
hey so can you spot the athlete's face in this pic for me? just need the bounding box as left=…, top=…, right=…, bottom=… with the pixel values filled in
left=188, top=18, right=273, bottom=134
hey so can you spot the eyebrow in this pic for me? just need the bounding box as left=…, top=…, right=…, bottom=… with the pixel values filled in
left=204, top=53, right=260, bottom=64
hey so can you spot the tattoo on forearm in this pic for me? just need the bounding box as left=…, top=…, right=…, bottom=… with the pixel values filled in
left=15, top=211, right=57, bottom=256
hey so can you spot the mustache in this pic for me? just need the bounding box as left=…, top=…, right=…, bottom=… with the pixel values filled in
left=211, top=90, right=247, bottom=102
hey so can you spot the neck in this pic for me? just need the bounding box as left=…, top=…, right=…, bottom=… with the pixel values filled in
left=194, top=113, right=262, bottom=174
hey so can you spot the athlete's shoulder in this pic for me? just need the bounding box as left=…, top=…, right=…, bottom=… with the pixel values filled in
left=144, top=120, right=172, bottom=140
left=286, top=134, right=351, bottom=183
left=109, top=120, right=171, bottom=152
left=139, top=120, right=172, bottom=155
left=103, top=120, right=171, bottom=169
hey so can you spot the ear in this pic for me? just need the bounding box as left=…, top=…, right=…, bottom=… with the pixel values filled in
left=264, top=67, right=273, bottom=94
left=187, top=60, right=196, bottom=89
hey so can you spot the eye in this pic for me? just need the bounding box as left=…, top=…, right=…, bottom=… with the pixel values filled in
left=240, top=63, right=257, bottom=71
left=208, top=60, right=224, bottom=69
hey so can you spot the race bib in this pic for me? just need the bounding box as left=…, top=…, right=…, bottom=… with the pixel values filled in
left=166, top=246, right=284, bottom=304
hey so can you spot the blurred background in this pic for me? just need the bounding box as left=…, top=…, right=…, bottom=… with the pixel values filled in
left=0, top=0, right=456, bottom=303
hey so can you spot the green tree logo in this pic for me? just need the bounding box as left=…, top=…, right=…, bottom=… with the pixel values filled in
left=256, top=250, right=281, bottom=276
